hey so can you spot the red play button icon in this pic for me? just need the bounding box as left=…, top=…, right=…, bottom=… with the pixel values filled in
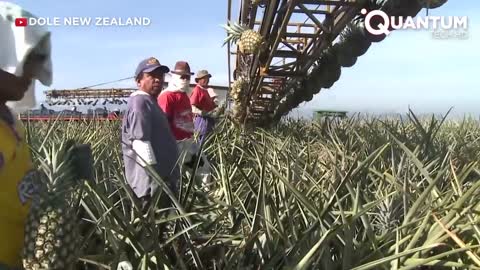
left=15, top=18, right=28, bottom=27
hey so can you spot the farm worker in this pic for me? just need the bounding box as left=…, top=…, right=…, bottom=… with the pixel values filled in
left=157, top=61, right=198, bottom=167
left=157, top=61, right=195, bottom=142
left=190, top=70, right=226, bottom=190
left=121, top=57, right=180, bottom=211
left=157, top=61, right=211, bottom=187
left=0, top=1, right=53, bottom=268
left=190, top=70, right=219, bottom=145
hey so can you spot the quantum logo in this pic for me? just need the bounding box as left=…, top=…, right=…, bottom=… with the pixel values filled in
left=361, top=8, right=468, bottom=37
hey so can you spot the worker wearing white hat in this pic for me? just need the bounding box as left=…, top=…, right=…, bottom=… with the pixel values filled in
left=0, top=4, right=136, bottom=270
left=0, top=1, right=52, bottom=269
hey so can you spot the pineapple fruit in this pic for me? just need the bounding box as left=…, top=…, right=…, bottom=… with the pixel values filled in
left=22, top=140, right=85, bottom=270
left=222, top=21, right=264, bottom=55
left=230, top=77, right=248, bottom=102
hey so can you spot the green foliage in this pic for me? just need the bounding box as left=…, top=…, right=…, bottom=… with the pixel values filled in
left=24, top=111, right=480, bottom=269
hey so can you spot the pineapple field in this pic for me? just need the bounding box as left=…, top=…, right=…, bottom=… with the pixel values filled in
left=23, top=112, right=480, bottom=270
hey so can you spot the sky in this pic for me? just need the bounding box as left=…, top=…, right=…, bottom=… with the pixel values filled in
left=7, top=0, right=480, bottom=118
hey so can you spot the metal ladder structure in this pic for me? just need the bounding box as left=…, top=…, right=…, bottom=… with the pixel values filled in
left=227, top=0, right=446, bottom=126
left=42, top=0, right=448, bottom=125
left=236, top=0, right=362, bottom=120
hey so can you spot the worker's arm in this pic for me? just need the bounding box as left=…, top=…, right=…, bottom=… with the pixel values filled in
left=192, top=104, right=225, bottom=118
left=190, top=91, right=216, bottom=117
left=127, top=98, right=157, bottom=166
left=192, top=105, right=211, bottom=116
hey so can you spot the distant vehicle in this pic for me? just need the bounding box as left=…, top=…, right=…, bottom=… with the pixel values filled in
left=313, top=110, right=348, bottom=120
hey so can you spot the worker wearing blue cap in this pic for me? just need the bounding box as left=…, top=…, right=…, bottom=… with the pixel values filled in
left=121, top=57, right=180, bottom=211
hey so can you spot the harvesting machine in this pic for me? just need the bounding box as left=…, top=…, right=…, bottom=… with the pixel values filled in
left=23, top=0, right=448, bottom=125
left=225, top=0, right=448, bottom=126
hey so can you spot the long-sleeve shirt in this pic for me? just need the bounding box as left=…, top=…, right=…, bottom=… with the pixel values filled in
left=121, top=91, right=180, bottom=198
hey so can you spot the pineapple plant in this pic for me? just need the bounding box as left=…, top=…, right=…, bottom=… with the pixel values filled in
left=222, top=21, right=265, bottom=55
left=23, top=109, right=480, bottom=269
left=22, top=140, right=90, bottom=270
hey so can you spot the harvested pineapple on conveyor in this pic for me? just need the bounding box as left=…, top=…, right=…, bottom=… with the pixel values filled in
left=222, top=21, right=265, bottom=55
left=230, top=77, right=248, bottom=102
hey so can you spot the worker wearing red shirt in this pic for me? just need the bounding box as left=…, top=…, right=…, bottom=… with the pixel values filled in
left=157, top=61, right=195, bottom=141
left=190, top=70, right=217, bottom=145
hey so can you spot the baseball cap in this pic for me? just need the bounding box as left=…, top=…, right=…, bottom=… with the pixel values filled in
left=135, top=57, right=170, bottom=78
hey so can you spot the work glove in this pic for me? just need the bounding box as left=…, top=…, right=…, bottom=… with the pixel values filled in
left=117, top=261, right=133, bottom=270
left=200, top=110, right=212, bottom=117
left=214, top=103, right=226, bottom=117
left=204, top=104, right=226, bottom=119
